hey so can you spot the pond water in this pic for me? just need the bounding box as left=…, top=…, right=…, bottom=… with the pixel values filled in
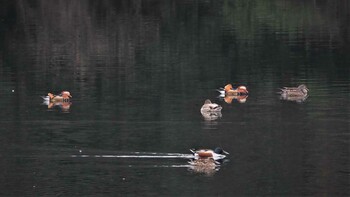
left=0, top=1, right=349, bottom=196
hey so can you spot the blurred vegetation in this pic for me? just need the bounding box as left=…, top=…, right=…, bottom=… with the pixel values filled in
left=0, top=0, right=348, bottom=109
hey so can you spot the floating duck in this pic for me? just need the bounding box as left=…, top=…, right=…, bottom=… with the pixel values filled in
left=279, top=84, right=308, bottom=97
left=200, top=99, right=222, bottom=113
left=42, top=91, right=72, bottom=102
left=217, top=84, right=248, bottom=96
left=190, top=147, right=229, bottom=160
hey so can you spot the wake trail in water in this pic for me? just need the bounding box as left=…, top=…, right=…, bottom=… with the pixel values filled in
left=71, top=152, right=194, bottom=159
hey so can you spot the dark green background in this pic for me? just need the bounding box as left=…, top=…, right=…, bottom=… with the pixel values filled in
left=0, top=1, right=349, bottom=196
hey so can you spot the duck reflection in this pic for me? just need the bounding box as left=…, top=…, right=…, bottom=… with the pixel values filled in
left=42, top=100, right=72, bottom=112
left=187, top=158, right=220, bottom=176
left=200, top=110, right=222, bottom=121
left=279, top=94, right=308, bottom=103
left=221, top=95, right=248, bottom=104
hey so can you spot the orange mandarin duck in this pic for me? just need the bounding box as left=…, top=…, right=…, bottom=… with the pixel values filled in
left=217, top=84, right=248, bottom=96
left=42, top=91, right=72, bottom=102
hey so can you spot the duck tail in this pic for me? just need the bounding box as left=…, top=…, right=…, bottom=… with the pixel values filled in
left=277, top=88, right=285, bottom=94
left=216, top=88, right=225, bottom=95
left=189, top=149, right=196, bottom=154
left=41, top=96, right=49, bottom=101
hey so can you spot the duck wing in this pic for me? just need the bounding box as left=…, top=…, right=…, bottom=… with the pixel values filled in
left=279, top=87, right=299, bottom=93
left=216, top=87, right=225, bottom=95
left=209, top=104, right=221, bottom=110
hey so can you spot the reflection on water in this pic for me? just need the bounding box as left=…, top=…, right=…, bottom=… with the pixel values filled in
left=279, top=94, right=308, bottom=103
left=72, top=152, right=226, bottom=177
left=72, top=152, right=225, bottom=176
left=42, top=100, right=72, bottom=112
left=71, top=153, right=194, bottom=159
left=201, top=110, right=222, bottom=121
left=188, top=158, right=221, bottom=176
left=0, top=0, right=349, bottom=196
left=220, top=95, right=248, bottom=104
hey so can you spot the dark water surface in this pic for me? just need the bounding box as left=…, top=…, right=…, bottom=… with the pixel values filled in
left=0, top=1, right=349, bottom=196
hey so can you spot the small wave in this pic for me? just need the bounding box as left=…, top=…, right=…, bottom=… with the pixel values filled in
left=71, top=153, right=194, bottom=159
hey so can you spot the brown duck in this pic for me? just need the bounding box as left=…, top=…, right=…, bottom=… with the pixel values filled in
left=279, top=84, right=308, bottom=97
left=217, top=84, right=248, bottom=96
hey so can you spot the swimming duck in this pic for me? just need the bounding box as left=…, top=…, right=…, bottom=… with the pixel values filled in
left=217, top=84, right=248, bottom=96
left=42, top=91, right=72, bottom=102
left=190, top=147, right=229, bottom=160
left=279, top=84, right=308, bottom=97
left=200, top=99, right=222, bottom=113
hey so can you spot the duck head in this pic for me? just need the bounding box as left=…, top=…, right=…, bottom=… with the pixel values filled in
left=214, top=147, right=229, bottom=155
left=204, top=99, right=212, bottom=105
left=237, top=86, right=248, bottom=94
left=48, top=93, right=55, bottom=99
left=298, top=84, right=308, bottom=94
left=61, top=91, right=72, bottom=99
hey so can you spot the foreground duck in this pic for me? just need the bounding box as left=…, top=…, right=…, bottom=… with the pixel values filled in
left=42, top=91, right=72, bottom=102
left=190, top=147, right=229, bottom=160
left=200, top=99, right=222, bottom=113
left=217, top=84, right=248, bottom=96
left=279, top=84, right=308, bottom=97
